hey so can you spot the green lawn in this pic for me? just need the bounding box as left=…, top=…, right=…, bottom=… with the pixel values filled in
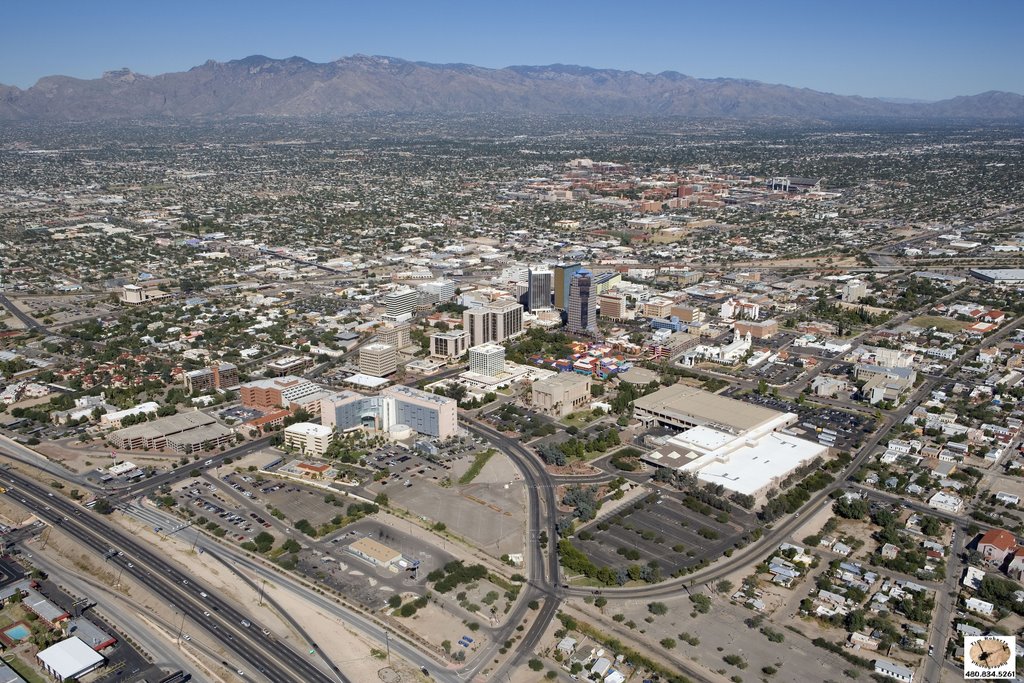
left=6, top=655, right=47, bottom=683
left=909, top=315, right=968, bottom=333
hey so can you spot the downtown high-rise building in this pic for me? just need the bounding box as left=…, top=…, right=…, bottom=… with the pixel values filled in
left=567, top=269, right=597, bottom=335
left=463, top=300, right=524, bottom=347
left=527, top=267, right=553, bottom=312
left=553, top=263, right=582, bottom=310
left=383, top=288, right=419, bottom=322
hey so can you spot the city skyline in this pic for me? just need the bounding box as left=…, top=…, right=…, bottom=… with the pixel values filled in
left=1, top=0, right=1022, bottom=101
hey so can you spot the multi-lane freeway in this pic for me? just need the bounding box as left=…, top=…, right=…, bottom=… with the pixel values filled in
left=1, top=467, right=342, bottom=683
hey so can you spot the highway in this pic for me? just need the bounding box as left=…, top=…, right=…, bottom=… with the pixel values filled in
left=117, top=500, right=461, bottom=683
left=0, top=466, right=342, bottom=683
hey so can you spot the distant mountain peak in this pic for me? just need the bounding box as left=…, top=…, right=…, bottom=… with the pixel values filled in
left=1, top=54, right=1021, bottom=122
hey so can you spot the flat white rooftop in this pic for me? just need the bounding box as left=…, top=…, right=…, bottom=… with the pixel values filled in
left=694, top=431, right=827, bottom=497
left=37, top=636, right=105, bottom=679
left=343, top=373, right=391, bottom=389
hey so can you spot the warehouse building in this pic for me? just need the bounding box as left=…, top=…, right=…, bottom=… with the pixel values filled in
left=37, top=637, right=106, bottom=682
left=637, top=385, right=825, bottom=500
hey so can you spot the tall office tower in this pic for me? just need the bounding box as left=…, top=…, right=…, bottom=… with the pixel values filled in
left=567, top=269, right=598, bottom=335
left=553, top=263, right=582, bottom=310
left=384, top=288, right=419, bottom=322
left=527, top=268, right=553, bottom=312
left=359, top=342, right=398, bottom=377
left=463, top=300, right=524, bottom=347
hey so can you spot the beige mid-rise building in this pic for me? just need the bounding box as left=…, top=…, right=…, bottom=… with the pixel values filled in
left=532, top=373, right=591, bottom=417
left=598, top=291, right=627, bottom=319
left=463, top=300, right=524, bottom=347
left=359, top=343, right=398, bottom=377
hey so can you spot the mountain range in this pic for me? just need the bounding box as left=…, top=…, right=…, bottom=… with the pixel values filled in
left=1, top=54, right=1021, bottom=121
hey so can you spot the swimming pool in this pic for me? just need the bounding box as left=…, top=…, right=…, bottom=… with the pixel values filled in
left=3, top=624, right=30, bottom=641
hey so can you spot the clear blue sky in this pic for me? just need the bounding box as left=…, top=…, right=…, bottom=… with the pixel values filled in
left=2, top=0, right=1021, bottom=100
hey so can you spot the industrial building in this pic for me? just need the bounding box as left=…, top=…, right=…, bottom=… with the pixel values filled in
left=283, top=422, right=334, bottom=456
left=636, top=385, right=826, bottom=499
left=347, top=537, right=403, bottom=568
left=531, top=373, right=591, bottom=417
left=37, top=637, right=106, bottom=682
left=969, top=268, right=1024, bottom=285
left=321, top=385, right=457, bottom=439
left=359, top=342, right=398, bottom=377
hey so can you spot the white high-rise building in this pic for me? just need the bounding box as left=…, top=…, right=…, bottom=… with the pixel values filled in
left=418, top=279, right=456, bottom=304
left=384, top=288, right=418, bottom=322
left=468, top=343, right=506, bottom=377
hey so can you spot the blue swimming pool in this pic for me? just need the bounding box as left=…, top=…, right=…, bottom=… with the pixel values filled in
left=3, top=624, right=30, bottom=641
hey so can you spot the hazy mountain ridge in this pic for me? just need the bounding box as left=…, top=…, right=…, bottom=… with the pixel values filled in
left=0, top=54, right=1021, bottom=121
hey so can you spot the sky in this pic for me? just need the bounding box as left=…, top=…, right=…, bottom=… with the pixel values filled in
left=2, top=0, right=1022, bottom=101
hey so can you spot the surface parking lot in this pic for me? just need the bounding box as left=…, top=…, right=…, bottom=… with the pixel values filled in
left=571, top=490, right=752, bottom=579
left=297, top=519, right=455, bottom=607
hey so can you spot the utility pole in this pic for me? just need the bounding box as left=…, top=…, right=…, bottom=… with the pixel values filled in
left=384, top=630, right=391, bottom=666
left=176, top=611, right=186, bottom=645
left=258, top=578, right=267, bottom=606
